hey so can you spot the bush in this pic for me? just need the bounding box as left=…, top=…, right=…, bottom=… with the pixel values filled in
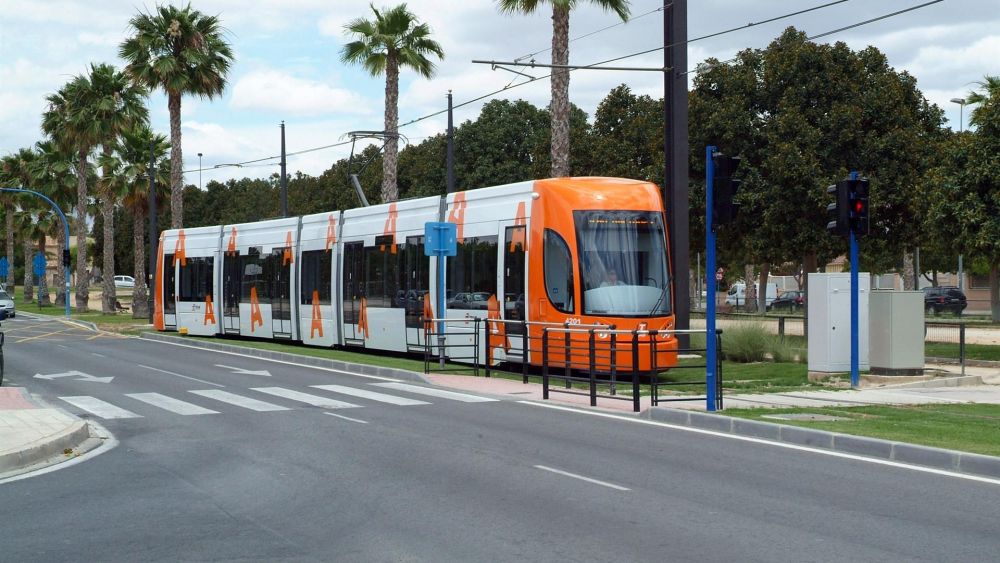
left=722, top=322, right=771, bottom=362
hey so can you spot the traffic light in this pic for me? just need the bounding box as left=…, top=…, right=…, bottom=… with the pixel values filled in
left=849, top=177, right=870, bottom=237
left=826, top=180, right=850, bottom=237
left=712, top=153, right=741, bottom=225
left=62, top=249, right=71, bottom=267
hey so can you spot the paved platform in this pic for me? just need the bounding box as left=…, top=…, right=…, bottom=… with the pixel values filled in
left=0, top=388, right=94, bottom=478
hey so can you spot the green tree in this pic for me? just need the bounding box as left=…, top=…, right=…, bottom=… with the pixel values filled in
left=928, top=76, right=1000, bottom=320
left=0, top=154, right=21, bottom=293
left=29, top=139, right=76, bottom=306
left=120, top=3, right=234, bottom=229
left=688, top=28, right=944, bottom=312
left=454, top=99, right=549, bottom=188
left=497, top=0, right=630, bottom=178
left=341, top=3, right=444, bottom=204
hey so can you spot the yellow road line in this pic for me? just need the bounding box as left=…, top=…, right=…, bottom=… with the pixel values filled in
left=12, top=328, right=74, bottom=343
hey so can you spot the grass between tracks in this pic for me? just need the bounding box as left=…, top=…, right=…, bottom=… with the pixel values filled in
left=724, top=404, right=1000, bottom=457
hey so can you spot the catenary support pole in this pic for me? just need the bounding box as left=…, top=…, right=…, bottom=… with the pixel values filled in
left=850, top=171, right=860, bottom=389
left=447, top=91, right=455, bottom=195
left=280, top=121, right=288, bottom=218
left=664, top=0, right=690, bottom=347
left=705, top=146, right=717, bottom=411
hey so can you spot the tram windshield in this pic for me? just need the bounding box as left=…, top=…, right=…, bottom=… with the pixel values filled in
left=575, top=210, right=671, bottom=317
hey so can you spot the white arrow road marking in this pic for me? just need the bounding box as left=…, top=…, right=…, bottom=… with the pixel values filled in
left=214, top=364, right=272, bottom=376
left=34, top=370, right=114, bottom=383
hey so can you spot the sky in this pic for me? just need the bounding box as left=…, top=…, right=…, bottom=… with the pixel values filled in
left=1, top=0, right=997, bottom=186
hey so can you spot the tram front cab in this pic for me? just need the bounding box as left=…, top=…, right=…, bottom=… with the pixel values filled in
left=528, top=178, right=677, bottom=373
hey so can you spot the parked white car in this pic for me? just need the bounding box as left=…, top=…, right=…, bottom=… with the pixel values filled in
left=726, top=282, right=778, bottom=308
left=113, top=275, right=135, bottom=289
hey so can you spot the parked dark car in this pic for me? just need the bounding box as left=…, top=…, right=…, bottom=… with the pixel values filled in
left=769, top=290, right=804, bottom=312
left=923, top=286, right=967, bottom=315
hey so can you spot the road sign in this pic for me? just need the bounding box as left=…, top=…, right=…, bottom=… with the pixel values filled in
left=32, top=252, right=46, bottom=277
left=33, top=370, right=114, bottom=383
left=424, top=221, right=457, bottom=257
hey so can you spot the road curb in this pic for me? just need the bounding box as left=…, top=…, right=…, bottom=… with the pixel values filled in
left=138, top=332, right=429, bottom=383
left=644, top=407, right=1000, bottom=480
left=0, top=420, right=94, bottom=475
left=927, top=356, right=1000, bottom=369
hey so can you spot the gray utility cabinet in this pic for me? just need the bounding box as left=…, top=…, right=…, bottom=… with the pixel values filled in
left=808, top=272, right=870, bottom=373
left=869, top=290, right=924, bottom=375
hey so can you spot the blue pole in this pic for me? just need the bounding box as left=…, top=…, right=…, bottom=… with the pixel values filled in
left=849, top=171, right=859, bottom=388
left=437, top=249, right=446, bottom=369
left=705, top=146, right=717, bottom=411
left=1, top=187, right=72, bottom=318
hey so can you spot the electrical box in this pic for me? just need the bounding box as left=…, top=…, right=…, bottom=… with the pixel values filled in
left=869, top=290, right=924, bottom=375
left=807, top=273, right=869, bottom=373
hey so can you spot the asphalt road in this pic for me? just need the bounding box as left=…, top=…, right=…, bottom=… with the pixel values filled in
left=1, top=316, right=999, bottom=562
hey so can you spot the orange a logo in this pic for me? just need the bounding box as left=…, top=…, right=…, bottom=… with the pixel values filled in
left=173, top=230, right=187, bottom=266
left=510, top=201, right=527, bottom=252
left=204, top=294, right=216, bottom=325
left=325, top=215, right=337, bottom=250
left=283, top=231, right=294, bottom=265
left=249, top=287, right=264, bottom=331
left=358, top=297, right=370, bottom=339
left=486, top=295, right=509, bottom=364
left=422, top=293, right=434, bottom=332
left=381, top=203, right=398, bottom=254
left=226, top=227, right=237, bottom=255
left=448, top=193, right=467, bottom=243
left=310, top=290, right=323, bottom=338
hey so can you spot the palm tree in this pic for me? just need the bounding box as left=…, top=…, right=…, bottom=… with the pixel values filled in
left=0, top=154, right=19, bottom=293
left=967, top=75, right=1000, bottom=131
left=106, top=126, right=169, bottom=318
left=43, top=76, right=100, bottom=312
left=341, top=4, right=444, bottom=203
left=498, top=0, right=630, bottom=177
left=120, top=4, right=234, bottom=229
left=8, top=148, right=42, bottom=301
left=29, top=140, right=76, bottom=307
left=81, top=63, right=150, bottom=315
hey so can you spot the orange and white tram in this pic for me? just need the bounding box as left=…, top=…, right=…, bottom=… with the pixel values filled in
left=155, top=177, right=677, bottom=371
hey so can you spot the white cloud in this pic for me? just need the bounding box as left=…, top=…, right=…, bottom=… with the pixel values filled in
left=229, top=69, right=372, bottom=117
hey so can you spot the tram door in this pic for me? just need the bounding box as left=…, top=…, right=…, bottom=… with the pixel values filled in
left=501, top=223, right=527, bottom=359
left=341, top=242, right=364, bottom=345
left=222, top=253, right=241, bottom=333
left=162, top=254, right=177, bottom=329
left=271, top=247, right=293, bottom=338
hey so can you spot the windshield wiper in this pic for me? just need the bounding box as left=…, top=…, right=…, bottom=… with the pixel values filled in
left=647, top=285, right=668, bottom=317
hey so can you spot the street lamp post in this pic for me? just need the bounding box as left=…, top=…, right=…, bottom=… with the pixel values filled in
left=198, top=152, right=203, bottom=190
left=951, top=97, right=967, bottom=291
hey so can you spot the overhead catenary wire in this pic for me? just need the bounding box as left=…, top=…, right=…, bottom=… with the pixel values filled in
left=187, top=0, right=939, bottom=176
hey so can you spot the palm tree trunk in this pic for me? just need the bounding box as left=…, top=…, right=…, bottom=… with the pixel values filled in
left=549, top=4, right=571, bottom=178
left=381, top=55, right=400, bottom=203
left=757, top=262, right=770, bottom=313
left=169, top=91, right=184, bottom=228
left=37, top=237, right=50, bottom=306
left=100, top=146, right=116, bottom=315
left=5, top=208, right=14, bottom=293
left=802, top=253, right=818, bottom=341
left=23, top=238, right=34, bottom=303
left=54, top=227, right=66, bottom=307
left=75, top=150, right=90, bottom=312
left=901, top=251, right=915, bottom=290
left=132, top=208, right=148, bottom=319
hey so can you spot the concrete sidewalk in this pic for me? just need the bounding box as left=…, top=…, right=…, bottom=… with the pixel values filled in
left=0, top=387, right=98, bottom=479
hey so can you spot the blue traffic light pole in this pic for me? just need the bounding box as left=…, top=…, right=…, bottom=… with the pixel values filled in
left=0, top=187, right=72, bottom=318
left=705, top=146, right=717, bottom=411
left=849, top=171, right=860, bottom=388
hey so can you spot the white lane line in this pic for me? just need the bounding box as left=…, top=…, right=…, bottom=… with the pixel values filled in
left=138, top=338, right=401, bottom=382
left=252, top=387, right=361, bottom=409
left=126, top=393, right=219, bottom=415
left=57, top=344, right=70, bottom=349
left=534, top=465, right=631, bottom=491
left=311, top=384, right=430, bottom=406
left=372, top=382, right=498, bottom=403
left=189, top=390, right=290, bottom=412
left=137, top=364, right=225, bottom=388
left=324, top=412, right=368, bottom=424
left=519, top=401, right=1000, bottom=487
left=60, top=396, right=141, bottom=419
left=91, top=352, right=106, bottom=358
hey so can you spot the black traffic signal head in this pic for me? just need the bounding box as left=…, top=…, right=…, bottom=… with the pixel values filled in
left=850, top=177, right=870, bottom=237
left=62, top=249, right=71, bottom=267
left=712, top=153, right=741, bottom=225
left=826, top=180, right=850, bottom=237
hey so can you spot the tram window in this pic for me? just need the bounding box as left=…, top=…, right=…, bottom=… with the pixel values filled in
left=178, top=257, right=214, bottom=302
left=240, top=247, right=267, bottom=303
left=404, top=236, right=430, bottom=328
left=300, top=250, right=332, bottom=305
left=163, top=254, right=176, bottom=314
left=448, top=236, right=498, bottom=308
left=544, top=229, right=574, bottom=314
left=504, top=227, right=526, bottom=333
left=342, top=242, right=363, bottom=325
left=363, top=235, right=401, bottom=308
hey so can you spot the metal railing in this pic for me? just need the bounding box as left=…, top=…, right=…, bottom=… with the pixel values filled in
left=422, top=316, right=481, bottom=377
left=925, top=321, right=969, bottom=375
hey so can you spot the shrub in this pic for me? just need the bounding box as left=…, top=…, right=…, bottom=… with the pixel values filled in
left=722, top=322, right=770, bottom=362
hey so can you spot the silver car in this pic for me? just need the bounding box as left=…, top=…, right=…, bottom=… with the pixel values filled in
left=0, top=290, right=14, bottom=318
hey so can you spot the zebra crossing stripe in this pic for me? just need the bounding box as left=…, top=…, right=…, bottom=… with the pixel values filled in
left=126, top=393, right=220, bottom=415
left=311, top=384, right=430, bottom=406
left=371, top=383, right=498, bottom=403
left=252, top=387, right=360, bottom=409
left=60, top=396, right=141, bottom=419
left=189, top=390, right=290, bottom=412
